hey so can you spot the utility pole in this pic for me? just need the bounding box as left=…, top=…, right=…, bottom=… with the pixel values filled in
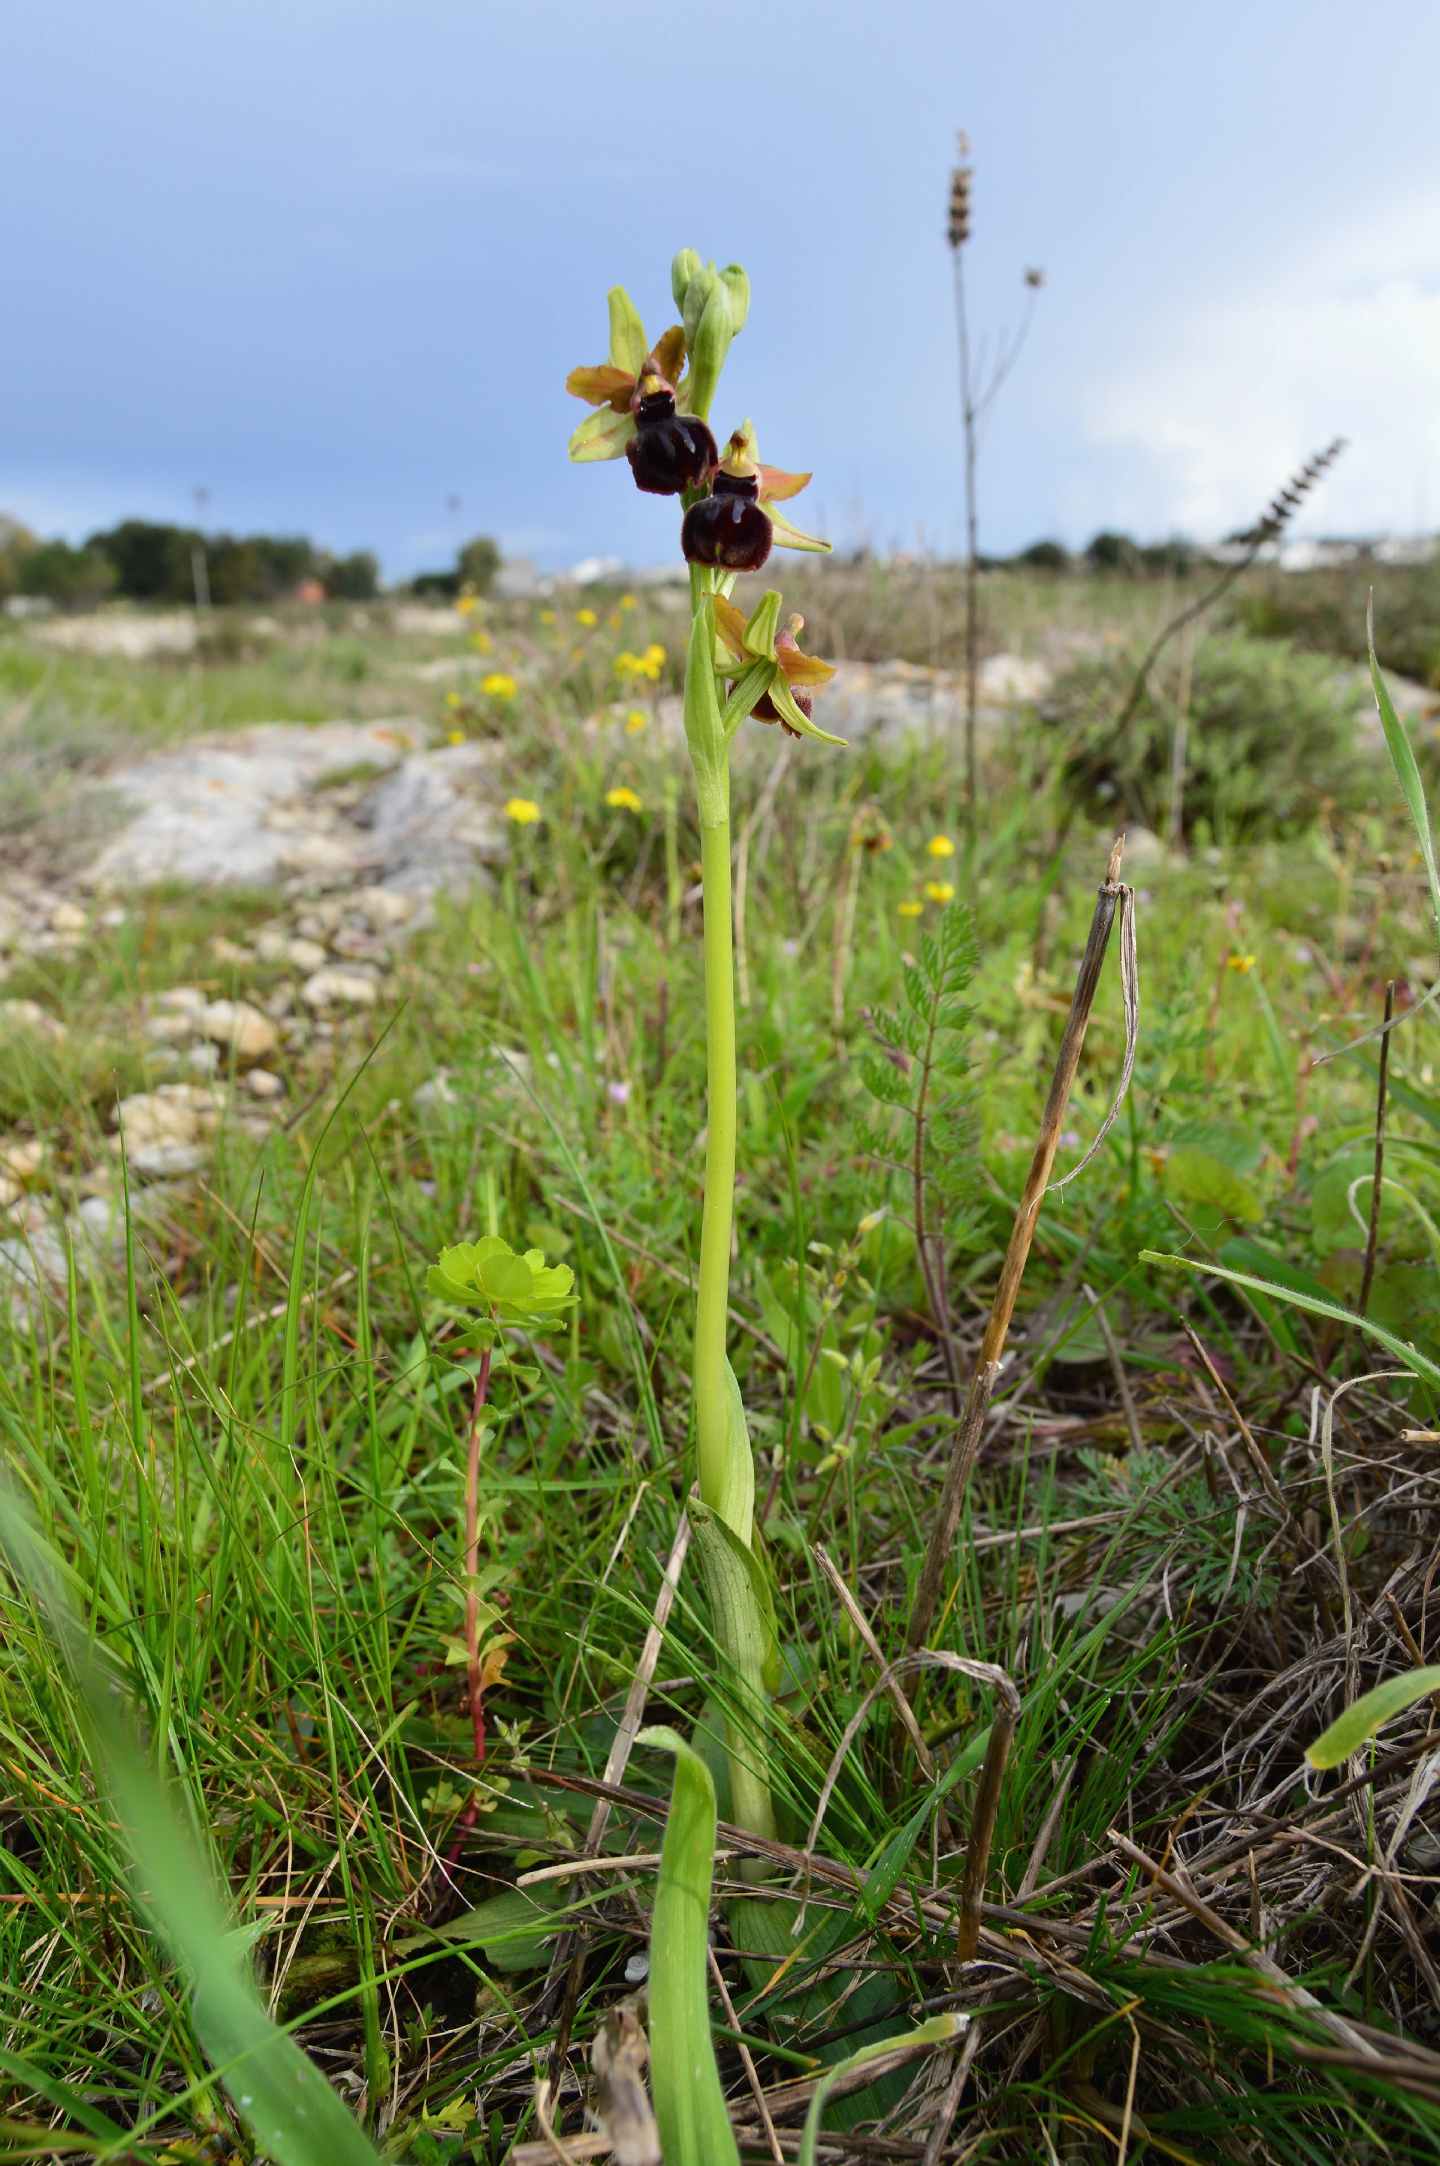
left=191, top=485, right=211, bottom=610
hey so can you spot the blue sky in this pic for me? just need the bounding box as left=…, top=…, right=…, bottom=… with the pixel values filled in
left=6, top=0, right=1439, bottom=576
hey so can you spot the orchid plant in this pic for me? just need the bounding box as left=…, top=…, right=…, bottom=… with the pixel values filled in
left=568, top=255, right=844, bottom=1836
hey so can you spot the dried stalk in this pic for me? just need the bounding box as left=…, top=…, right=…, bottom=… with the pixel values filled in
left=906, top=837, right=1130, bottom=1652
left=798, top=1649, right=1018, bottom=1963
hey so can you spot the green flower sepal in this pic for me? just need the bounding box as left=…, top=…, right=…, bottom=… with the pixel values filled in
left=714, top=590, right=846, bottom=747
left=565, top=287, right=687, bottom=464
left=720, top=420, right=830, bottom=555
left=428, top=1235, right=577, bottom=1337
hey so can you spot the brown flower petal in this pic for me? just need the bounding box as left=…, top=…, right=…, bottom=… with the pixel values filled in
left=756, top=464, right=812, bottom=503
left=565, top=364, right=636, bottom=413
left=649, top=324, right=687, bottom=386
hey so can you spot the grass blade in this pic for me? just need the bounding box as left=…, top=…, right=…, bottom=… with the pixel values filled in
left=1307, top=1666, right=1440, bottom=1769
left=1140, top=1248, right=1440, bottom=1390
left=638, top=1725, right=740, bottom=2166
left=797, top=2015, right=966, bottom=2166
left=0, top=1494, right=385, bottom=2166
left=1369, top=596, right=1440, bottom=954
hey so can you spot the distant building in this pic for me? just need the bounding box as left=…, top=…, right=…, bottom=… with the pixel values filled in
left=564, top=554, right=625, bottom=587
left=495, top=557, right=545, bottom=599
left=1209, top=533, right=1436, bottom=572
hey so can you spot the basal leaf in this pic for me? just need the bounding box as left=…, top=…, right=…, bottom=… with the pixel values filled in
left=638, top=1728, right=740, bottom=2166
left=1307, top=1667, right=1440, bottom=1769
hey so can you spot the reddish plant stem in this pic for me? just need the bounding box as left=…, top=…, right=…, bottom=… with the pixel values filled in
left=444, top=1345, right=493, bottom=1878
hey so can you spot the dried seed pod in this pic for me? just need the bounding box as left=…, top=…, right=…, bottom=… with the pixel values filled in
left=947, top=164, right=973, bottom=249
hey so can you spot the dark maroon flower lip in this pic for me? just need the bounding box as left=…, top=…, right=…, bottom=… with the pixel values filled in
left=755, top=684, right=810, bottom=730
left=625, top=397, right=720, bottom=497
left=681, top=491, right=772, bottom=571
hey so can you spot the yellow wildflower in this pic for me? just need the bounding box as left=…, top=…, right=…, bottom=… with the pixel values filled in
left=924, top=881, right=956, bottom=904
left=605, top=785, right=643, bottom=813
left=926, top=834, right=956, bottom=859
left=898, top=899, right=925, bottom=919
left=614, top=642, right=667, bottom=683
left=539, top=608, right=557, bottom=626
left=619, top=592, right=638, bottom=610
left=447, top=729, right=465, bottom=745
left=469, top=629, right=494, bottom=654
left=576, top=607, right=598, bottom=628
left=445, top=689, right=462, bottom=709
left=1227, top=953, right=1257, bottom=973
left=504, top=797, right=541, bottom=825
left=482, top=672, right=518, bottom=699
left=456, top=594, right=477, bottom=617
left=625, top=709, right=648, bottom=735
left=607, top=611, right=622, bottom=630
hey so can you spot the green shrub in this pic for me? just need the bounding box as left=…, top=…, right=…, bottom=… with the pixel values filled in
left=1046, top=632, right=1366, bottom=840
left=1235, top=563, right=1440, bottom=687
left=458, top=534, right=500, bottom=594
left=17, top=540, right=117, bottom=610
left=324, top=550, right=379, bottom=601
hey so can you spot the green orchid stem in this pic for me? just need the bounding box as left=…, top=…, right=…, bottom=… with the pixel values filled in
left=683, top=579, right=776, bottom=1849
left=694, top=815, right=737, bottom=1520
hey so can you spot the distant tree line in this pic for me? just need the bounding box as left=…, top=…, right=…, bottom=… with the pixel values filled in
left=1003, top=533, right=1198, bottom=576
left=0, top=516, right=382, bottom=609
left=0, top=514, right=506, bottom=611
left=409, top=535, right=501, bottom=600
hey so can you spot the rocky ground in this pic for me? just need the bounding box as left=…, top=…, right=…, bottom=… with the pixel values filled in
left=1, top=624, right=1430, bottom=1318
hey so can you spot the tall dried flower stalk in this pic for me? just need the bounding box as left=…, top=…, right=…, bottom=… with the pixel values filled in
left=907, top=836, right=1136, bottom=1653
left=947, top=131, right=1043, bottom=824
left=1103, top=436, right=1348, bottom=781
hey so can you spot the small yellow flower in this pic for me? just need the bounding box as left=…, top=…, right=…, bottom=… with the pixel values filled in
left=605, top=785, right=643, bottom=813
left=482, top=672, right=518, bottom=699
left=447, top=729, right=465, bottom=745
left=615, top=646, right=663, bottom=681
left=539, top=608, right=557, bottom=626
left=469, top=629, right=494, bottom=654
left=504, top=797, right=541, bottom=825
left=619, top=592, right=638, bottom=611
left=576, top=607, right=598, bottom=628
left=924, top=881, right=956, bottom=904
left=926, top=834, right=956, bottom=859
left=607, top=611, right=622, bottom=630
left=445, top=689, right=462, bottom=709
left=456, top=594, right=477, bottom=617
left=898, top=899, right=925, bottom=919
left=625, top=709, right=648, bottom=735
left=1227, top=953, right=1257, bottom=973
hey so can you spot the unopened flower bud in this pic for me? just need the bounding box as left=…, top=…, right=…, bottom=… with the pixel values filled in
left=671, top=249, right=704, bottom=312
left=719, top=264, right=750, bottom=334
left=684, top=282, right=735, bottom=421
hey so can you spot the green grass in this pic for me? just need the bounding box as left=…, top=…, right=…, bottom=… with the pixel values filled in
left=3, top=589, right=1440, bottom=2160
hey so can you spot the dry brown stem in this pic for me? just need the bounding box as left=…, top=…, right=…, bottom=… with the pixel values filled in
left=905, top=836, right=1130, bottom=1653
